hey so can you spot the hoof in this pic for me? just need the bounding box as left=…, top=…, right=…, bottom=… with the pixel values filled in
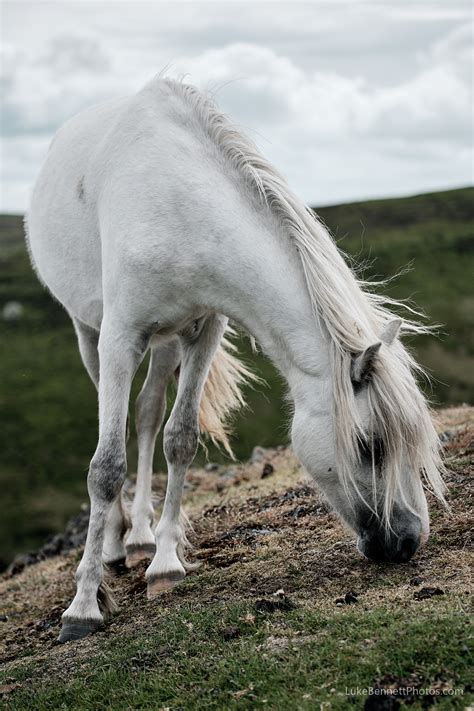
left=105, top=557, right=127, bottom=577
left=125, top=543, right=156, bottom=568
left=147, top=570, right=185, bottom=599
left=58, top=618, right=102, bottom=643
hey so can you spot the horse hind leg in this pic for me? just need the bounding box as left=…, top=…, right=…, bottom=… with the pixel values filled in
left=146, top=313, right=228, bottom=598
left=125, top=338, right=181, bottom=567
left=73, top=317, right=128, bottom=570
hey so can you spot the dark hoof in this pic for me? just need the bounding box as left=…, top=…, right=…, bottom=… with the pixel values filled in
left=125, top=543, right=156, bottom=568
left=58, top=618, right=103, bottom=643
left=105, top=557, right=127, bottom=576
left=147, top=570, right=185, bottom=599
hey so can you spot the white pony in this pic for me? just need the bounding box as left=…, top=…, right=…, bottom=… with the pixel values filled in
left=26, top=77, right=445, bottom=642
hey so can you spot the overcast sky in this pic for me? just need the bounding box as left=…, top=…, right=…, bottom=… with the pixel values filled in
left=1, top=0, right=472, bottom=213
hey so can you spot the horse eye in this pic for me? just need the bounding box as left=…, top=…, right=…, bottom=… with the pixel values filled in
left=358, top=436, right=384, bottom=465
left=372, top=437, right=385, bottom=463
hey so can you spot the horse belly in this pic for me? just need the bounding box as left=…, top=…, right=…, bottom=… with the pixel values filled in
left=28, top=204, right=103, bottom=329
left=27, top=101, right=127, bottom=329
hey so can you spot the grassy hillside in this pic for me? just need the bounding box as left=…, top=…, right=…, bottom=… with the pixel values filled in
left=0, top=187, right=473, bottom=566
left=1, top=407, right=472, bottom=709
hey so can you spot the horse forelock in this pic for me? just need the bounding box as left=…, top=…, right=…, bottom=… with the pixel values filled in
left=160, top=77, right=446, bottom=519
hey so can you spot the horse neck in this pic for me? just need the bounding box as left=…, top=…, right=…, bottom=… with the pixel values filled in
left=200, top=193, right=331, bottom=399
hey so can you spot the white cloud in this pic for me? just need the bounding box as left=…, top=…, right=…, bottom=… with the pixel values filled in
left=172, top=30, right=472, bottom=142
left=167, top=32, right=472, bottom=202
left=0, top=1, right=472, bottom=212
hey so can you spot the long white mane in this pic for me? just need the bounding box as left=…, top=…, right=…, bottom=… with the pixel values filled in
left=162, top=78, right=446, bottom=520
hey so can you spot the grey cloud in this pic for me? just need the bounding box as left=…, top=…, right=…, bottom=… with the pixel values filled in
left=1, top=1, right=472, bottom=212
left=0, top=35, right=118, bottom=138
left=39, top=35, right=112, bottom=75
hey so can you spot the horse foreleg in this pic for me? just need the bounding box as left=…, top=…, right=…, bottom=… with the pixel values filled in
left=73, top=317, right=128, bottom=569
left=125, top=339, right=181, bottom=567
left=146, top=314, right=228, bottom=598
left=59, top=318, right=145, bottom=642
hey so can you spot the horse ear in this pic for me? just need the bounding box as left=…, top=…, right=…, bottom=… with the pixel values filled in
left=380, top=318, right=402, bottom=346
left=351, top=342, right=382, bottom=384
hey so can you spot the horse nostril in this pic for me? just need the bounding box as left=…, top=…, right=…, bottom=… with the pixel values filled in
left=359, top=532, right=420, bottom=564
left=358, top=536, right=389, bottom=563
left=397, top=535, right=419, bottom=563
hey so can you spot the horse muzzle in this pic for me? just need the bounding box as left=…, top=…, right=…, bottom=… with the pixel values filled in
left=357, top=512, right=422, bottom=563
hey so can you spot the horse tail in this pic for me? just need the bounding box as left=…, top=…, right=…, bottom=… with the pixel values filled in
left=198, top=326, right=258, bottom=458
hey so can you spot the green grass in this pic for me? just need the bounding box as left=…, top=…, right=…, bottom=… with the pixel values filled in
left=0, top=187, right=473, bottom=566
left=2, top=599, right=472, bottom=709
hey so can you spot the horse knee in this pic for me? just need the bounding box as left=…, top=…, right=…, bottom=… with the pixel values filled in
left=88, top=447, right=127, bottom=502
left=163, top=420, right=199, bottom=467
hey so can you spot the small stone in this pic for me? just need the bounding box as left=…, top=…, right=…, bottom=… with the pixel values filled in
left=6, top=552, right=38, bottom=576
left=335, top=591, right=358, bottom=605
left=205, top=462, right=219, bottom=472
left=41, top=534, right=64, bottom=557
left=344, top=591, right=358, bottom=604
left=413, top=587, right=445, bottom=601
left=261, top=462, right=274, bottom=478
left=291, top=505, right=308, bottom=519
left=2, top=301, right=23, bottom=321
left=221, top=625, right=241, bottom=640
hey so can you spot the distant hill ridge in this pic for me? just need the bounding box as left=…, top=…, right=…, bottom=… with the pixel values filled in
left=1, top=184, right=473, bottom=226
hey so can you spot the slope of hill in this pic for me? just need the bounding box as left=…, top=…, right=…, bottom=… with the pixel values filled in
left=0, top=406, right=472, bottom=710
left=0, top=187, right=473, bottom=567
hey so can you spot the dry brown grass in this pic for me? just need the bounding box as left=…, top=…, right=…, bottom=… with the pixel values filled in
left=1, top=406, right=472, bottom=690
